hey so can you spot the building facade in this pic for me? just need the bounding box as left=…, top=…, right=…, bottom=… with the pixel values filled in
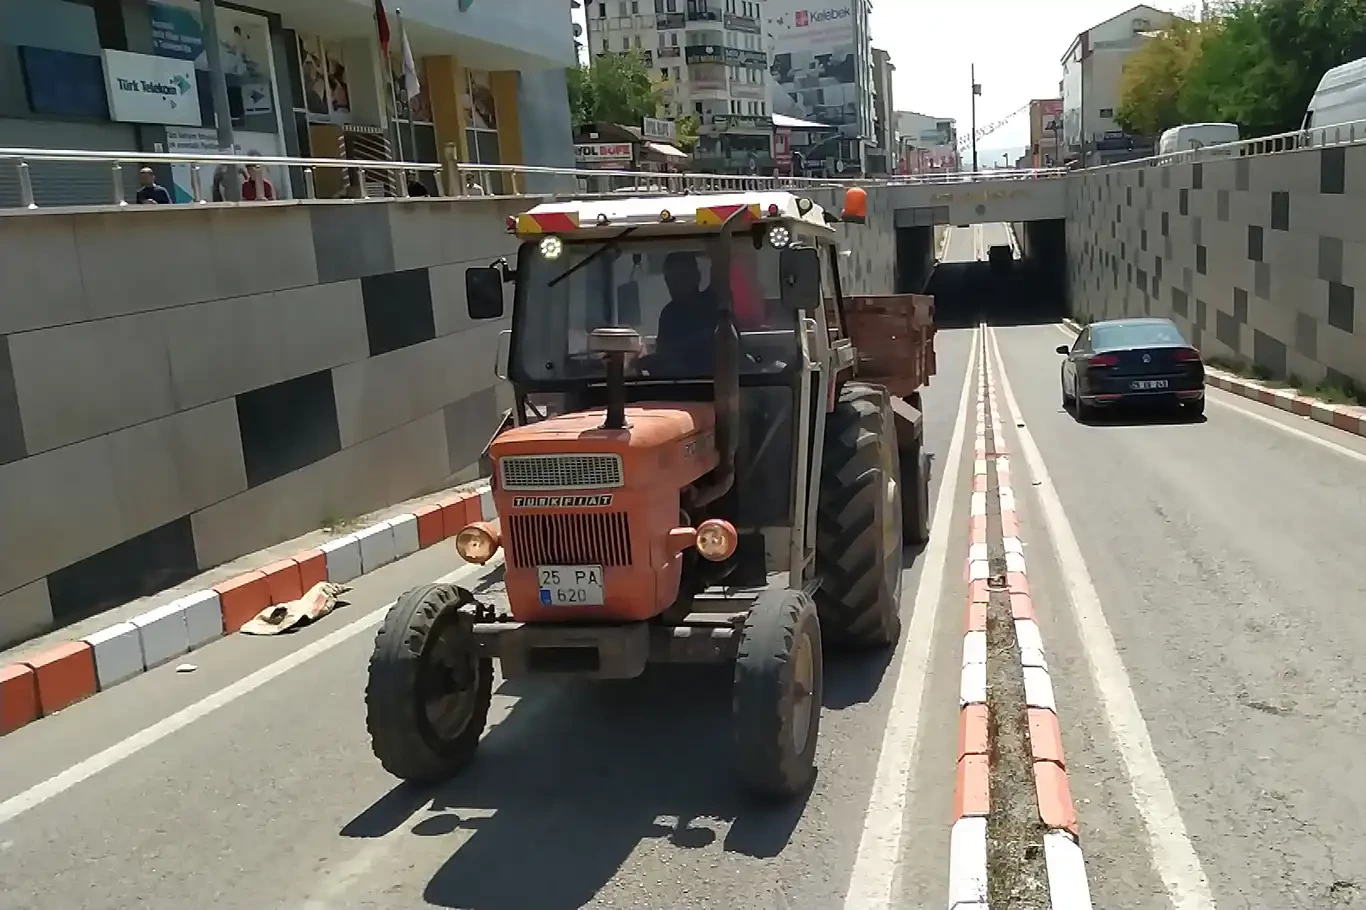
left=893, top=109, right=958, bottom=174
left=868, top=46, right=893, bottom=175
left=583, top=0, right=773, bottom=174
left=765, top=0, right=873, bottom=174
left=0, top=0, right=576, bottom=207
left=1060, top=3, right=1179, bottom=167
left=1029, top=97, right=1063, bottom=167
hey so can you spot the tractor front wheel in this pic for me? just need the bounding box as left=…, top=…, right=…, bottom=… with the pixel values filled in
left=365, top=584, right=493, bottom=783
left=733, top=589, right=823, bottom=800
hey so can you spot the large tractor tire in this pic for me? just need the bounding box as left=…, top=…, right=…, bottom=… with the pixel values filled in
left=902, top=432, right=931, bottom=546
left=733, top=589, right=823, bottom=800
left=814, top=383, right=905, bottom=649
left=366, top=584, right=493, bottom=783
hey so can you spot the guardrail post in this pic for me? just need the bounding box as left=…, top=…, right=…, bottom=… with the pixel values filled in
left=16, top=160, right=36, bottom=209
left=191, top=164, right=205, bottom=203
left=111, top=163, right=126, bottom=205
left=358, top=168, right=370, bottom=199
left=303, top=166, right=316, bottom=199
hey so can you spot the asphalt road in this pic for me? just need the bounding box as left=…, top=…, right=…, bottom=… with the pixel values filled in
left=989, top=322, right=1366, bottom=910
left=0, top=326, right=981, bottom=909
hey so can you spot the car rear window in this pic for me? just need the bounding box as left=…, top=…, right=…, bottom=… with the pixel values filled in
left=1091, top=321, right=1186, bottom=350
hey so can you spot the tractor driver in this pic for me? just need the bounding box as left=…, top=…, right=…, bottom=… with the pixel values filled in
left=654, top=251, right=722, bottom=371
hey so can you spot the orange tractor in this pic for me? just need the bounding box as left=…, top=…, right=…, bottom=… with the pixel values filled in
left=365, top=187, right=937, bottom=798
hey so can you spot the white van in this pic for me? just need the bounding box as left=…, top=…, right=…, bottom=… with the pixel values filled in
left=1302, top=57, right=1366, bottom=131
left=1158, top=123, right=1241, bottom=156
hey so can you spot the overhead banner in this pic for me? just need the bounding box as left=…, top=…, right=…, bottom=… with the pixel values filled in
left=102, top=49, right=199, bottom=125
left=768, top=2, right=859, bottom=138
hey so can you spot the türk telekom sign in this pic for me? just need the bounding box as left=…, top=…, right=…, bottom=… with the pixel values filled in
left=575, top=142, right=634, bottom=162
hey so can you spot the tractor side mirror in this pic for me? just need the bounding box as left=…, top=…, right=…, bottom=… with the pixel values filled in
left=778, top=246, right=822, bottom=311
left=466, top=266, right=506, bottom=320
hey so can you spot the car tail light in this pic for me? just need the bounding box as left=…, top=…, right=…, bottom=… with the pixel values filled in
left=1087, top=353, right=1120, bottom=367
left=1173, top=348, right=1202, bottom=363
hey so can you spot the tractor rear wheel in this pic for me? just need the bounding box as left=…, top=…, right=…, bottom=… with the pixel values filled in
left=733, top=589, right=823, bottom=799
left=366, top=584, right=492, bottom=783
left=815, top=383, right=905, bottom=649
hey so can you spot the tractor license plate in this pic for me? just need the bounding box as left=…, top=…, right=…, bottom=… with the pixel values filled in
left=538, top=565, right=604, bottom=606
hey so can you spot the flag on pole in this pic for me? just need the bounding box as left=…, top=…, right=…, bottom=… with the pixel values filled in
left=399, top=13, right=421, bottom=99
left=374, top=0, right=391, bottom=54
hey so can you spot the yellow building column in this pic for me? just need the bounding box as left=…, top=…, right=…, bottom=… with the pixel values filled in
left=489, top=71, right=524, bottom=167
left=426, top=55, right=470, bottom=165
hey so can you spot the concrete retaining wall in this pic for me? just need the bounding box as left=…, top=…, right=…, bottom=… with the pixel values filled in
left=0, top=197, right=523, bottom=646
left=1065, top=145, right=1366, bottom=388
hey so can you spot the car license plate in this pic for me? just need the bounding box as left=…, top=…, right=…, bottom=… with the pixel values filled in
left=1131, top=379, right=1169, bottom=390
left=538, top=565, right=604, bottom=606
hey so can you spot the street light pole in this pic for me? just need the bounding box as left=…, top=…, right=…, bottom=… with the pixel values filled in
left=970, top=63, right=980, bottom=172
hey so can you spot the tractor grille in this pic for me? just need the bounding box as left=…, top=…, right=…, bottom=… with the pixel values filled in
left=499, top=454, right=623, bottom=491
left=505, top=512, right=633, bottom=568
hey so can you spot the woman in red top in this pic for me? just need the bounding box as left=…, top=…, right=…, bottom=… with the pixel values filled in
left=241, top=164, right=276, bottom=200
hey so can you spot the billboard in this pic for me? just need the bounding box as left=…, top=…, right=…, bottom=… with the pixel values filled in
left=768, top=2, right=861, bottom=139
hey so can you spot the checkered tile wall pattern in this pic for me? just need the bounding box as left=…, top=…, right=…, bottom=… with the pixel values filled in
left=0, top=198, right=527, bottom=647
left=0, top=190, right=899, bottom=649
left=1065, top=144, right=1366, bottom=388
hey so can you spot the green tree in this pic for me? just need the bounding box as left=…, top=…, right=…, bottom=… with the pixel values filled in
left=565, top=52, right=662, bottom=126
left=674, top=114, right=700, bottom=151
left=1116, top=19, right=1211, bottom=136
left=1180, top=4, right=1288, bottom=136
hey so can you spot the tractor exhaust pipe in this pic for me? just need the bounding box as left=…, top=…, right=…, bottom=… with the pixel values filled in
left=686, top=208, right=745, bottom=510
left=587, top=327, right=643, bottom=430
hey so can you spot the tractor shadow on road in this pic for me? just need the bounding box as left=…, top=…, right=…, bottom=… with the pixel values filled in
left=341, top=649, right=893, bottom=910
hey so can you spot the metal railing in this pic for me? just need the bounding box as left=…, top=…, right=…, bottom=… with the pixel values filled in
left=0, top=145, right=1080, bottom=212
left=1085, top=117, right=1366, bottom=173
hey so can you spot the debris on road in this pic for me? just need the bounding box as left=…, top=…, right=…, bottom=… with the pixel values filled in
left=239, top=583, right=351, bottom=636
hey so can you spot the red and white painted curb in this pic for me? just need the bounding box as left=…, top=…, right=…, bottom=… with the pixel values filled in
left=0, top=484, right=495, bottom=737
left=947, top=332, right=1094, bottom=909
left=1061, top=318, right=1366, bottom=437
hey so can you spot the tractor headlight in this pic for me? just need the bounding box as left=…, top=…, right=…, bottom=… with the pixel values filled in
left=539, top=235, right=564, bottom=260
left=695, top=518, right=738, bottom=561
left=455, top=522, right=501, bottom=564
left=767, top=225, right=792, bottom=249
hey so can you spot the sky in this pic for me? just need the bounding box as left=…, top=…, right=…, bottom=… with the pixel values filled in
left=870, top=0, right=1182, bottom=160
left=569, top=0, right=1185, bottom=162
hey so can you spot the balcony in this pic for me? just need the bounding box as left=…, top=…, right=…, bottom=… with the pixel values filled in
left=658, top=45, right=681, bottom=59
left=656, top=12, right=685, bottom=28
left=686, top=8, right=723, bottom=23
left=723, top=13, right=761, bottom=33
left=729, top=81, right=764, bottom=99
left=684, top=45, right=766, bottom=68
left=597, top=49, right=653, bottom=67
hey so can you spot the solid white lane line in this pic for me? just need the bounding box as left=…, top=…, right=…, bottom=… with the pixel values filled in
left=842, top=328, right=980, bottom=909
left=1051, top=323, right=1366, bottom=464
left=989, top=327, right=1217, bottom=908
left=0, top=558, right=501, bottom=828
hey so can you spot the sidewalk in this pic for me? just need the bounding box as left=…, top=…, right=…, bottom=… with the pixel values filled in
left=1, top=480, right=493, bottom=736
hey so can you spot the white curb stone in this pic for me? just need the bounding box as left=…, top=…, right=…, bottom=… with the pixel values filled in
left=83, top=622, right=145, bottom=689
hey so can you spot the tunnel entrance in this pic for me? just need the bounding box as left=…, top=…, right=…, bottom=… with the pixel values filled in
left=920, top=220, right=1069, bottom=328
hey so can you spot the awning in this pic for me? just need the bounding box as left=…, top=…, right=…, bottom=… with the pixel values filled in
left=644, top=142, right=688, bottom=158
left=772, top=112, right=832, bottom=129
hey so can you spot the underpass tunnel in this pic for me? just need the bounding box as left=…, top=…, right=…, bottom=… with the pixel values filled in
left=922, top=220, right=1070, bottom=328
left=894, top=224, right=935, bottom=294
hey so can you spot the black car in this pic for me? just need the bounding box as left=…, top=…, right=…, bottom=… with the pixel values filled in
left=1058, top=317, right=1205, bottom=420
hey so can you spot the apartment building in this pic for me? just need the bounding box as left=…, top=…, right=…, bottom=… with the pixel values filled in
left=583, top=0, right=774, bottom=173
